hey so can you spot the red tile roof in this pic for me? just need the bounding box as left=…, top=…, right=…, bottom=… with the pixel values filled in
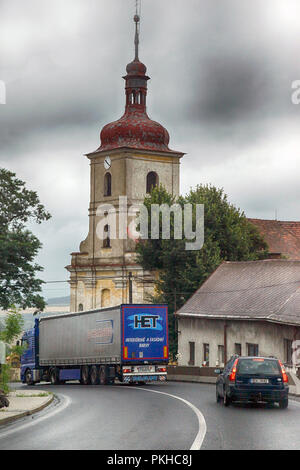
left=248, top=219, right=300, bottom=260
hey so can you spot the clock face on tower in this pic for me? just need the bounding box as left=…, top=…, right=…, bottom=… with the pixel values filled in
left=104, top=156, right=111, bottom=170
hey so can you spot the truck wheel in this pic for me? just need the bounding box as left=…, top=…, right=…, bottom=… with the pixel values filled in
left=50, top=368, right=59, bottom=385
left=99, top=366, right=107, bottom=385
left=81, top=366, right=91, bottom=385
left=25, top=370, right=34, bottom=386
left=90, top=366, right=99, bottom=385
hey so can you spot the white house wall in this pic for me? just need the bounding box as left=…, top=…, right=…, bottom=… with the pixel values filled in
left=177, top=317, right=296, bottom=367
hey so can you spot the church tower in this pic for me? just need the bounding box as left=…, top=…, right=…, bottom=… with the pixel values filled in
left=66, top=10, right=184, bottom=312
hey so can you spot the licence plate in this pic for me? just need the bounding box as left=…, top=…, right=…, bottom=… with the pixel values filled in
left=134, top=366, right=155, bottom=373
left=250, top=378, right=269, bottom=384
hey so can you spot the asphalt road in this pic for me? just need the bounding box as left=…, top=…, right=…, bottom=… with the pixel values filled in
left=0, top=381, right=299, bottom=450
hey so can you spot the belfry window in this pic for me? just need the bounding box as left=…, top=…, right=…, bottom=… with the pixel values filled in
left=103, top=224, right=111, bottom=248
left=146, top=172, right=158, bottom=194
left=104, top=172, right=112, bottom=197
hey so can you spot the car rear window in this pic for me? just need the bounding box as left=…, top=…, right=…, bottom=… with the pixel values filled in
left=237, top=358, right=281, bottom=376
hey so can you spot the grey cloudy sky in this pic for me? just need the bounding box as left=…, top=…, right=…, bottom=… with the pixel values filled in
left=1, top=0, right=300, bottom=299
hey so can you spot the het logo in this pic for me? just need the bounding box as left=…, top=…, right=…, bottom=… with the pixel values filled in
left=128, top=314, right=162, bottom=330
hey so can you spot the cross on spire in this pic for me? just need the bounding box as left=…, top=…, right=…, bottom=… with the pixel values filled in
left=134, top=0, right=141, bottom=61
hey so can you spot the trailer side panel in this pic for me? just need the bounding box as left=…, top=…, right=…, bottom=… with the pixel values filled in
left=39, top=307, right=121, bottom=366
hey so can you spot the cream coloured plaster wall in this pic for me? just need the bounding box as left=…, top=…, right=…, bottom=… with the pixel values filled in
left=177, top=317, right=297, bottom=367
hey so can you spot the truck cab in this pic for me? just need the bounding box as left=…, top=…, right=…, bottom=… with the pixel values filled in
left=20, top=319, right=39, bottom=385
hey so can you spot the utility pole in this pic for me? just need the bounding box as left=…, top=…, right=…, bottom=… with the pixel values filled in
left=129, top=272, right=133, bottom=304
left=173, top=289, right=177, bottom=361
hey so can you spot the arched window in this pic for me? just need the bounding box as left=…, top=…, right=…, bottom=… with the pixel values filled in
left=101, top=289, right=111, bottom=308
left=146, top=172, right=158, bottom=194
left=104, top=172, right=112, bottom=197
left=103, top=224, right=111, bottom=248
left=78, top=303, right=84, bottom=312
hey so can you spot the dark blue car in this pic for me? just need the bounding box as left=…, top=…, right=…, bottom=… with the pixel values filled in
left=215, top=356, right=289, bottom=408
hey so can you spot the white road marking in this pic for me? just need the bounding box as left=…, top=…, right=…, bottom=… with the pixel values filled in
left=130, top=386, right=207, bottom=450
left=0, top=393, right=71, bottom=439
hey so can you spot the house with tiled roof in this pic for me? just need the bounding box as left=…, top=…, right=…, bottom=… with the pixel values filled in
left=249, top=219, right=300, bottom=260
left=176, top=260, right=300, bottom=369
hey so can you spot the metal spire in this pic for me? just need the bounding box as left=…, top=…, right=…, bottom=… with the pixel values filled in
left=134, top=0, right=141, bottom=61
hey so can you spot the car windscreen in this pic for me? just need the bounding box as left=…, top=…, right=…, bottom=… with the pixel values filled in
left=237, top=358, right=281, bottom=376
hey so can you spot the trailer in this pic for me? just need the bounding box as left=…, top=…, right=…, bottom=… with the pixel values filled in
left=20, top=304, right=168, bottom=385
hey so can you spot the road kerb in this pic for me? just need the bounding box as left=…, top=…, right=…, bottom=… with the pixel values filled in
left=0, top=393, right=54, bottom=426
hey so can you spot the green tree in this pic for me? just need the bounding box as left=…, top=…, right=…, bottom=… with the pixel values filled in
left=0, top=307, right=25, bottom=394
left=136, top=185, right=268, bottom=359
left=0, top=169, right=51, bottom=311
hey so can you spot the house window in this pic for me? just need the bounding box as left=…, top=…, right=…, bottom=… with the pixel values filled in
left=247, top=343, right=259, bottom=357
left=103, top=225, right=111, bottom=248
left=284, top=339, right=293, bottom=365
left=104, top=172, right=112, bottom=197
left=188, top=342, right=195, bottom=366
left=235, top=343, right=242, bottom=356
left=78, top=303, right=83, bottom=312
left=146, top=172, right=158, bottom=194
left=218, top=345, right=224, bottom=366
left=203, top=343, right=209, bottom=366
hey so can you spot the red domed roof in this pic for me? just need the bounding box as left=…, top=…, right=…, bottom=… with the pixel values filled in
left=98, top=106, right=171, bottom=152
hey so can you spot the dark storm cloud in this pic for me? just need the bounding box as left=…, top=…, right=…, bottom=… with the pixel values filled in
left=0, top=0, right=133, bottom=155
left=141, top=0, right=300, bottom=138
left=1, top=0, right=300, bottom=292
left=190, top=57, right=271, bottom=121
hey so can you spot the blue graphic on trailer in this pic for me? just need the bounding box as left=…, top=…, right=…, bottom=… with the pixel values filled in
left=122, top=305, right=168, bottom=361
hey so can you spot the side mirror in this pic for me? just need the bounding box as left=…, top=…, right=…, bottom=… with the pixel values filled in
left=214, top=368, right=223, bottom=374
